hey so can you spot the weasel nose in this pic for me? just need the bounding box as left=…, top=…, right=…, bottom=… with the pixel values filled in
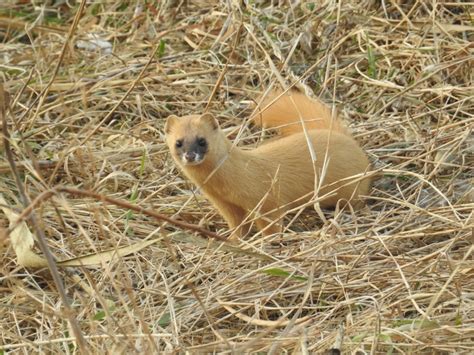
left=184, top=152, right=196, bottom=162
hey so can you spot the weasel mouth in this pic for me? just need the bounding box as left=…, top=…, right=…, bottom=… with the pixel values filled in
left=181, top=153, right=204, bottom=165
left=182, top=159, right=204, bottom=166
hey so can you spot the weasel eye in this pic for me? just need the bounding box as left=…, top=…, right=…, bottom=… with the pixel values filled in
left=175, top=140, right=183, bottom=148
left=197, top=138, right=207, bottom=147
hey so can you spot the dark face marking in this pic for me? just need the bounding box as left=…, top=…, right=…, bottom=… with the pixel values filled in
left=197, top=137, right=207, bottom=147
left=174, top=136, right=209, bottom=165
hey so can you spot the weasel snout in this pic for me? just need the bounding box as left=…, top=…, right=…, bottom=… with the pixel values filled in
left=181, top=151, right=204, bottom=165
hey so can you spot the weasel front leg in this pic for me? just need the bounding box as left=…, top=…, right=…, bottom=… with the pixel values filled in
left=205, top=194, right=252, bottom=239
left=255, top=211, right=282, bottom=236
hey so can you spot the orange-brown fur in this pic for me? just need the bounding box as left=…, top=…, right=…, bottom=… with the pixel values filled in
left=165, top=91, right=371, bottom=238
left=251, top=89, right=349, bottom=137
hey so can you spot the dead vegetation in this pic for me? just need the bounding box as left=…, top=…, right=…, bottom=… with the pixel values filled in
left=0, top=0, right=473, bottom=353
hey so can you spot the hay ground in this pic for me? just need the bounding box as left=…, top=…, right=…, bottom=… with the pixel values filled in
left=1, top=1, right=473, bottom=353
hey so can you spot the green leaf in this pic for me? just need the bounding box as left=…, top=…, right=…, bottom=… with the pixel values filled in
left=139, top=150, right=147, bottom=176
left=93, top=302, right=115, bottom=321
left=26, top=141, right=42, bottom=151
left=93, top=310, right=106, bottom=321
left=91, top=3, right=101, bottom=16
left=261, top=268, right=307, bottom=281
left=392, top=319, right=414, bottom=327
left=366, top=35, right=377, bottom=79
left=129, top=185, right=139, bottom=202
left=125, top=210, right=134, bottom=220
left=62, top=330, right=75, bottom=352
left=352, top=332, right=368, bottom=342
left=158, top=312, right=171, bottom=327
left=392, top=319, right=439, bottom=331
left=117, top=3, right=129, bottom=12
left=44, top=15, right=64, bottom=25
left=125, top=184, right=139, bottom=220
left=158, top=39, right=166, bottom=58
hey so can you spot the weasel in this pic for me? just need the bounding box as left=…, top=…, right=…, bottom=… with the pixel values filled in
left=164, top=90, right=371, bottom=238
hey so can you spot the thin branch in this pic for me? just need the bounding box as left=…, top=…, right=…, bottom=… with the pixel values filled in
left=7, top=186, right=228, bottom=243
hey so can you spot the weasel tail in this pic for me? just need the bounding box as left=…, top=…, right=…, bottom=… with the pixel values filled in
left=165, top=90, right=371, bottom=239
left=251, top=89, right=349, bottom=136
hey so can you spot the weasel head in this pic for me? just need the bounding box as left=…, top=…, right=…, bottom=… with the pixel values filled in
left=164, top=113, right=223, bottom=167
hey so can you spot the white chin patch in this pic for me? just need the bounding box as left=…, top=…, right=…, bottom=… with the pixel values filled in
left=181, top=155, right=204, bottom=166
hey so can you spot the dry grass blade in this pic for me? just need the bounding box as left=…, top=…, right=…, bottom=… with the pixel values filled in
left=1, top=1, right=473, bottom=353
left=0, top=194, right=46, bottom=267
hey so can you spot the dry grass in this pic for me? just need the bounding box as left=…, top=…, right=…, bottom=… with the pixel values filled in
left=1, top=0, right=473, bottom=353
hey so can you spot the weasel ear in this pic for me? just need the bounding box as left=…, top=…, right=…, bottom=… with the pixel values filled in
left=164, top=115, right=178, bottom=134
left=200, top=113, right=219, bottom=130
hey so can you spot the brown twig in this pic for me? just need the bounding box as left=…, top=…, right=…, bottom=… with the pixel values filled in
left=0, top=160, right=58, bottom=174
left=7, top=186, right=227, bottom=243
left=57, top=186, right=228, bottom=242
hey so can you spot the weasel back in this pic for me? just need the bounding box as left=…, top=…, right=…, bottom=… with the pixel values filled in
left=251, top=89, right=348, bottom=137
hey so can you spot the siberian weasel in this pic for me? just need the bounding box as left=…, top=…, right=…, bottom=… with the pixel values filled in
left=165, top=90, right=371, bottom=238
